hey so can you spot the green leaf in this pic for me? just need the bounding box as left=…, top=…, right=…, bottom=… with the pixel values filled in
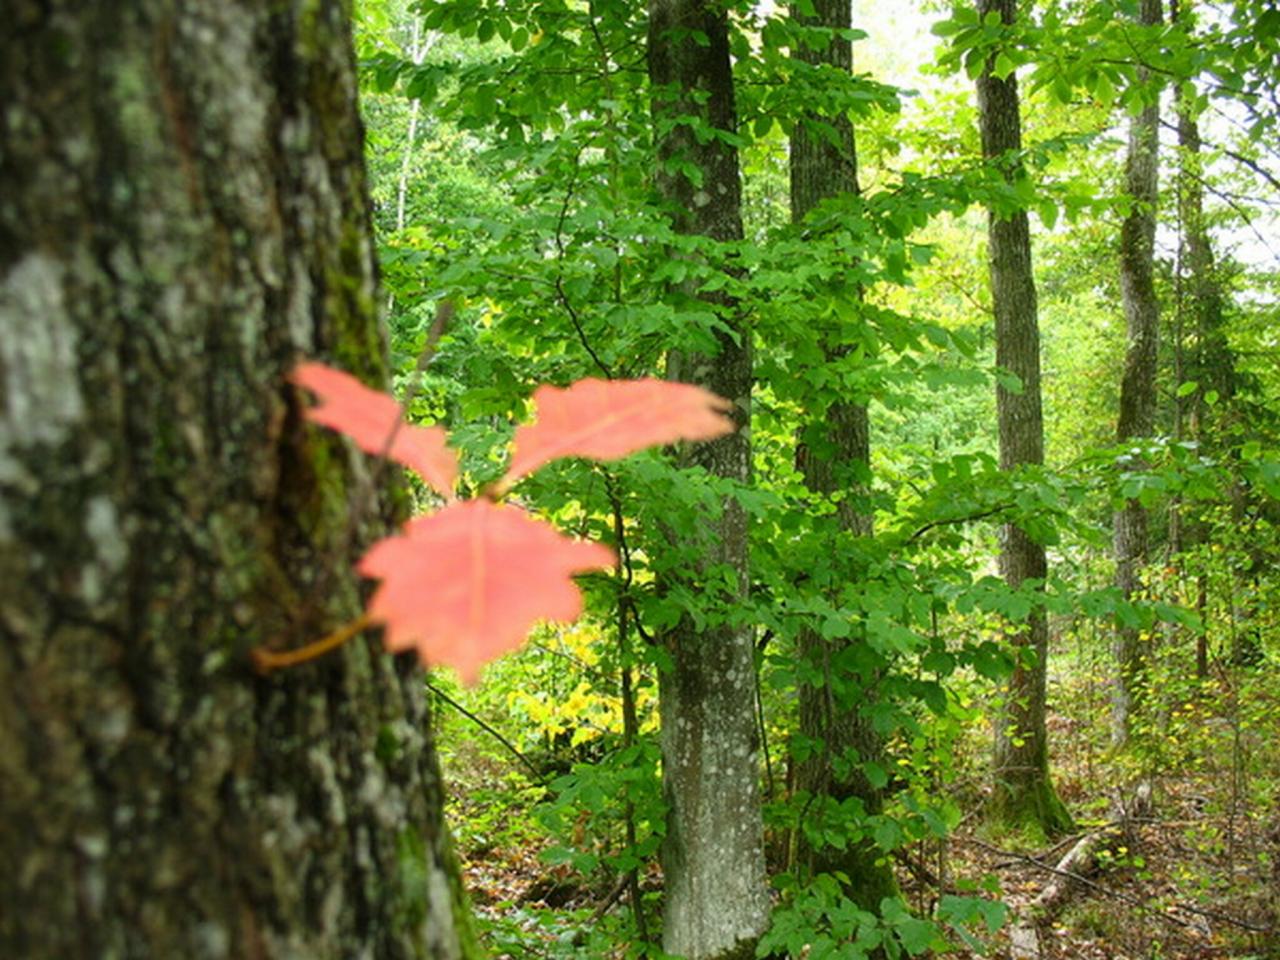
left=863, top=761, right=889, bottom=790
left=1037, top=198, right=1058, bottom=230
left=922, top=649, right=955, bottom=676
left=895, top=916, right=937, bottom=955
left=873, top=819, right=901, bottom=851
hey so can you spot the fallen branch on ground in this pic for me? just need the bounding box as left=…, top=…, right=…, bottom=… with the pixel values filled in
left=962, top=784, right=1271, bottom=958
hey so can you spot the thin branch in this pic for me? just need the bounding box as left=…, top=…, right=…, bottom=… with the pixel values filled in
left=552, top=152, right=614, bottom=380
left=252, top=614, right=371, bottom=672
left=905, top=505, right=1007, bottom=543
left=1158, top=116, right=1280, bottom=194
left=426, top=679, right=548, bottom=784
left=1199, top=180, right=1280, bottom=263
left=526, top=639, right=617, bottom=688
left=754, top=653, right=775, bottom=801
left=1206, top=102, right=1280, bottom=168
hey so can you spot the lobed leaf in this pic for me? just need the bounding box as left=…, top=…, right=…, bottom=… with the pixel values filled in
left=503, top=378, right=736, bottom=486
left=358, top=500, right=614, bottom=683
left=291, top=362, right=458, bottom=497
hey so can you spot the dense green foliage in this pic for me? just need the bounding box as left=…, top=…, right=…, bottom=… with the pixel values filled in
left=353, top=0, right=1278, bottom=955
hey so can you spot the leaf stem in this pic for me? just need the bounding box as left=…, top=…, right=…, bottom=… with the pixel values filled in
left=252, top=613, right=372, bottom=673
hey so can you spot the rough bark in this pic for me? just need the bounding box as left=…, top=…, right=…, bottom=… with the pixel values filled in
left=0, top=3, right=477, bottom=958
left=788, top=0, right=898, bottom=913
left=648, top=0, right=769, bottom=956
left=975, top=0, right=1073, bottom=836
left=1112, top=0, right=1163, bottom=747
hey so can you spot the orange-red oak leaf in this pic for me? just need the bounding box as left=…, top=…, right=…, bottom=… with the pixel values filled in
left=291, top=361, right=457, bottom=498
left=357, top=499, right=615, bottom=683
left=503, top=378, right=735, bottom=485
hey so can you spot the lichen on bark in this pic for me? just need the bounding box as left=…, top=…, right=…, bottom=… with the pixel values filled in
left=648, top=0, right=771, bottom=955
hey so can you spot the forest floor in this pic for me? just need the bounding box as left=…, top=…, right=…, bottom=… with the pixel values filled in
left=939, top=786, right=1278, bottom=960
left=439, top=656, right=1279, bottom=959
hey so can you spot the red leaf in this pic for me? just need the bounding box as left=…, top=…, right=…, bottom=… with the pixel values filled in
left=358, top=500, right=614, bottom=683
left=291, top=362, right=457, bottom=497
left=503, top=378, right=735, bottom=485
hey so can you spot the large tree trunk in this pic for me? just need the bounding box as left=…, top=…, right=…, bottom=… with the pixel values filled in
left=788, top=0, right=898, bottom=913
left=975, top=0, right=1073, bottom=836
left=1112, top=0, right=1163, bottom=747
left=0, top=3, right=477, bottom=957
left=648, top=1, right=770, bottom=956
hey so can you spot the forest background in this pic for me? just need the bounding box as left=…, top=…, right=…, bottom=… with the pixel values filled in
left=1, top=0, right=1277, bottom=958
left=348, top=0, right=1280, bottom=956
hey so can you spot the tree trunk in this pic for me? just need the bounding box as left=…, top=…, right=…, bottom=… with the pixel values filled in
left=788, top=0, right=898, bottom=913
left=0, top=4, right=477, bottom=958
left=648, top=1, right=770, bottom=956
left=1171, top=2, right=1259, bottom=668
left=1112, top=0, right=1163, bottom=747
left=975, top=0, right=1073, bottom=836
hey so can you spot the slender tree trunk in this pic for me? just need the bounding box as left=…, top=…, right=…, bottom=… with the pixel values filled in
left=1171, top=0, right=1256, bottom=669
left=1175, top=94, right=1218, bottom=675
left=1112, top=0, right=1163, bottom=747
left=0, top=4, right=477, bottom=957
left=975, top=0, right=1073, bottom=836
left=648, top=1, right=769, bottom=956
left=395, top=19, right=431, bottom=235
left=788, top=0, right=898, bottom=913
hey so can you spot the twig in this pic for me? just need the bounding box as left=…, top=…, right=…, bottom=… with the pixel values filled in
left=590, top=871, right=630, bottom=921
left=570, top=872, right=631, bottom=946
left=755, top=650, right=775, bottom=802
left=1160, top=115, right=1280, bottom=194
left=905, top=505, right=1007, bottom=543
left=425, top=679, right=548, bottom=784
left=962, top=835, right=1196, bottom=930
left=552, top=152, right=613, bottom=380
left=527, top=639, right=617, bottom=688
left=893, top=847, right=941, bottom=889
